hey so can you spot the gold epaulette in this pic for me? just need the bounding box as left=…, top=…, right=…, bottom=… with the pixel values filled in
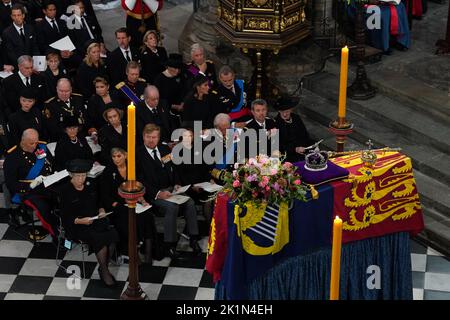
left=138, top=78, right=147, bottom=82
left=38, top=141, right=47, bottom=145
left=7, top=145, right=17, bottom=154
left=45, top=96, right=55, bottom=104
left=72, top=93, right=82, bottom=96
left=206, top=60, right=214, bottom=64
left=211, top=90, right=218, bottom=94
left=115, top=81, right=125, bottom=89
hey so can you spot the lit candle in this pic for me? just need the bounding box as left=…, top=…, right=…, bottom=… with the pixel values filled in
left=127, top=103, right=136, bottom=181
left=338, top=46, right=349, bottom=120
left=330, top=215, right=343, bottom=300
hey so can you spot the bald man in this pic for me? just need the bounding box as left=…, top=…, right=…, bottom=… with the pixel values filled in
left=3, top=128, right=58, bottom=239
left=136, top=85, right=173, bottom=144
left=43, top=78, right=87, bottom=142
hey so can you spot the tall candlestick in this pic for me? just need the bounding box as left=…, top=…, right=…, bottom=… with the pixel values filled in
left=127, top=103, right=136, bottom=181
left=330, top=215, right=343, bottom=300
left=338, top=46, right=349, bottom=120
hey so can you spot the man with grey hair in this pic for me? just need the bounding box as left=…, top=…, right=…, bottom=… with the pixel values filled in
left=136, top=85, right=173, bottom=143
left=43, top=78, right=86, bottom=142
left=185, top=42, right=217, bottom=90
left=3, top=128, right=58, bottom=239
left=2, top=55, right=47, bottom=117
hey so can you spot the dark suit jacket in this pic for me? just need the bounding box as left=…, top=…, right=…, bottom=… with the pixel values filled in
left=1, top=72, right=48, bottom=118
left=0, top=1, right=14, bottom=35
left=67, top=14, right=103, bottom=54
left=106, top=46, right=140, bottom=87
left=136, top=99, right=173, bottom=143
left=36, top=18, right=69, bottom=55
left=1, top=24, right=40, bottom=67
left=137, top=144, right=180, bottom=201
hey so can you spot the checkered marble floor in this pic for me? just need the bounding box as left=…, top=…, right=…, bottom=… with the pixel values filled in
left=0, top=211, right=449, bottom=300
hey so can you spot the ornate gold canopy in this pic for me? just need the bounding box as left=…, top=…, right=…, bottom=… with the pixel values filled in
left=216, top=0, right=310, bottom=52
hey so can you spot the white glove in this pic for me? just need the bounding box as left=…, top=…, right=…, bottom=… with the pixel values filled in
left=30, top=175, right=45, bottom=189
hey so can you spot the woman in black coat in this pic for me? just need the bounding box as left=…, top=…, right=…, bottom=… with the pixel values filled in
left=54, top=116, right=94, bottom=171
left=182, top=75, right=215, bottom=129
left=58, top=159, right=119, bottom=287
left=99, top=147, right=160, bottom=264
left=42, top=53, right=69, bottom=98
left=86, top=77, right=122, bottom=132
left=98, top=107, right=127, bottom=165
left=140, top=30, right=168, bottom=84
left=76, top=42, right=109, bottom=100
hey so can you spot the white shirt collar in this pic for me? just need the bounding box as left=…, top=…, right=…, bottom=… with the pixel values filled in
left=13, top=23, right=24, bottom=34
left=145, top=145, right=159, bottom=158
left=145, top=101, right=157, bottom=112
left=256, top=120, right=265, bottom=127
left=45, top=16, right=55, bottom=24
left=18, top=71, right=28, bottom=84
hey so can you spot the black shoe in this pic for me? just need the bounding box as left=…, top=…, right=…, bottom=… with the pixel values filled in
left=20, top=209, right=33, bottom=223
left=167, top=247, right=181, bottom=260
left=189, top=239, right=202, bottom=256
left=98, top=268, right=117, bottom=288
left=8, top=213, right=21, bottom=227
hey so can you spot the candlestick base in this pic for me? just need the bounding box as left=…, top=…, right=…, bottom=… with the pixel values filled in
left=118, top=181, right=146, bottom=301
left=329, top=120, right=354, bottom=153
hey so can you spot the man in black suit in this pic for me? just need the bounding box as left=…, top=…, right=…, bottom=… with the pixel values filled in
left=2, top=55, right=47, bottom=118
left=137, top=123, right=201, bottom=259
left=107, top=27, right=140, bottom=87
left=1, top=3, right=40, bottom=67
left=36, top=1, right=69, bottom=54
left=66, top=0, right=104, bottom=57
left=0, top=0, right=15, bottom=34
left=243, top=98, right=278, bottom=159
left=136, top=85, right=173, bottom=144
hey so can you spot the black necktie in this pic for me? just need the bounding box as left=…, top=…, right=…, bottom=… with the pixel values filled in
left=51, top=19, right=59, bottom=33
left=153, top=149, right=163, bottom=167
left=25, top=77, right=30, bottom=87
left=125, top=50, right=131, bottom=62
left=151, top=108, right=157, bottom=115
left=19, top=28, right=26, bottom=43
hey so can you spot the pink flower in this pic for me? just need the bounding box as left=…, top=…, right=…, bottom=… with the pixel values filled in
left=248, top=158, right=257, bottom=166
left=246, top=174, right=257, bottom=182
left=272, top=183, right=281, bottom=192
left=294, top=179, right=301, bottom=185
left=265, top=186, right=270, bottom=191
left=270, top=168, right=278, bottom=175
left=232, top=170, right=237, bottom=177
left=233, top=180, right=241, bottom=188
left=283, top=162, right=293, bottom=169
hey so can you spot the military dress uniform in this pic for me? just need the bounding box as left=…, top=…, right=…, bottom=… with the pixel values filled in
left=3, top=142, right=58, bottom=237
left=215, top=80, right=251, bottom=122
left=116, top=78, right=147, bottom=106
left=121, top=0, right=164, bottom=47
left=43, top=93, right=87, bottom=142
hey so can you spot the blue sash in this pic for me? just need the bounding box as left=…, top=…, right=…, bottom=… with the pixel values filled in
left=115, top=82, right=142, bottom=105
left=216, top=130, right=237, bottom=170
left=12, top=144, right=47, bottom=204
left=230, top=79, right=245, bottom=113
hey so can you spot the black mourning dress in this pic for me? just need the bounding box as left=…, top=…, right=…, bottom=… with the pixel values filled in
left=99, top=165, right=159, bottom=256
left=58, top=180, right=118, bottom=254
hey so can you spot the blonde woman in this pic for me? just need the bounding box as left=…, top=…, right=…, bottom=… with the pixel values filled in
left=140, top=30, right=168, bottom=84
left=76, top=42, right=109, bottom=99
